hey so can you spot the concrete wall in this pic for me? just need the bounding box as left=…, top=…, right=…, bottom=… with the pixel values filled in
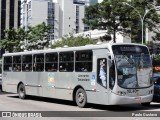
left=31, top=0, right=48, bottom=26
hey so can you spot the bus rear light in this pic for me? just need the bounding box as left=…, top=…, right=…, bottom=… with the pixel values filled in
left=117, top=91, right=126, bottom=96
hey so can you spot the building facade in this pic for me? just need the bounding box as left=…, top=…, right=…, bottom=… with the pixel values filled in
left=21, top=0, right=86, bottom=40
left=0, top=0, right=21, bottom=57
left=0, top=0, right=21, bottom=40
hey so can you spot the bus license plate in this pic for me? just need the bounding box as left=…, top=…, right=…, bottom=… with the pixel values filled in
left=135, top=96, right=141, bottom=101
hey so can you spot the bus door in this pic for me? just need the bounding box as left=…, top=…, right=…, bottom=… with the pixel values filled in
left=108, top=58, right=116, bottom=105
left=96, top=56, right=109, bottom=105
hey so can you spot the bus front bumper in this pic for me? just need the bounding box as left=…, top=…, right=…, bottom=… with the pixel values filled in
left=109, top=94, right=153, bottom=105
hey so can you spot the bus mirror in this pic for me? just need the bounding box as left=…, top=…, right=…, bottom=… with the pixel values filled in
left=108, top=56, right=111, bottom=60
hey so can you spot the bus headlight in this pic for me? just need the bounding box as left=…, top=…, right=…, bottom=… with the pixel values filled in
left=117, top=91, right=126, bottom=96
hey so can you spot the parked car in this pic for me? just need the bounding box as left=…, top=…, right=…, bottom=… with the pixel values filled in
left=152, top=76, right=160, bottom=102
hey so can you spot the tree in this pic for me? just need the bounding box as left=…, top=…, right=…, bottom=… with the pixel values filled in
left=0, top=22, right=50, bottom=52
left=26, top=22, right=50, bottom=50
left=51, top=34, right=96, bottom=48
left=83, top=0, right=160, bottom=43
left=0, top=28, right=25, bottom=52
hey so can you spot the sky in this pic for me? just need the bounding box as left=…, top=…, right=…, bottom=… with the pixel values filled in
left=98, top=0, right=103, bottom=3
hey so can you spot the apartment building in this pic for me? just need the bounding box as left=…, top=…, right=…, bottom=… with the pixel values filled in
left=0, top=0, right=21, bottom=40
left=21, top=0, right=86, bottom=40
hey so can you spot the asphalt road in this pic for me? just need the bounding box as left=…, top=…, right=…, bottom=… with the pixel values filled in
left=0, top=90, right=160, bottom=120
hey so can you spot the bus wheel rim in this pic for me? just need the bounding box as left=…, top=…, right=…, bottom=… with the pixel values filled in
left=20, top=87, right=24, bottom=96
left=78, top=92, right=84, bottom=103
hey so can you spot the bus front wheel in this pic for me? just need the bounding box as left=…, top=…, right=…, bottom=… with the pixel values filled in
left=75, top=88, right=87, bottom=108
left=18, top=84, right=26, bottom=99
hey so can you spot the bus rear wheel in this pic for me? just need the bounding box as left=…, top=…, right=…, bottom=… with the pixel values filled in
left=75, top=88, right=87, bottom=108
left=18, top=84, right=26, bottom=99
left=141, top=102, right=150, bottom=106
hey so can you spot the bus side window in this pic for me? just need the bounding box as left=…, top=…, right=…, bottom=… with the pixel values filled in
left=13, top=56, right=21, bottom=72
left=33, top=54, right=44, bottom=72
left=45, top=53, right=58, bottom=72
left=22, top=55, right=32, bottom=72
left=75, top=50, right=92, bottom=72
left=59, top=52, right=74, bottom=72
left=3, top=56, right=12, bottom=71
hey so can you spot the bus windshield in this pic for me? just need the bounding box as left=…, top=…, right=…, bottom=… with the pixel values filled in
left=112, top=45, right=152, bottom=89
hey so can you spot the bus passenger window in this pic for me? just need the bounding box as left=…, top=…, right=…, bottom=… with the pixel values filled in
left=13, top=64, right=21, bottom=71
left=59, top=52, right=74, bottom=72
left=45, top=53, right=58, bottom=72
left=3, top=56, right=12, bottom=71
left=75, top=50, right=92, bottom=72
left=22, top=55, right=32, bottom=72
left=13, top=56, right=21, bottom=72
left=33, top=54, right=44, bottom=72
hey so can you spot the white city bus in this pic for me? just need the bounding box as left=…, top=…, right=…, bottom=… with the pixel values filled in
left=2, top=43, right=153, bottom=107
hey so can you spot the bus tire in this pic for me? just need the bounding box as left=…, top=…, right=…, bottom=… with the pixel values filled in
left=18, top=84, right=26, bottom=99
left=75, top=88, right=87, bottom=108
left=141, top=102, right=150, bottom=106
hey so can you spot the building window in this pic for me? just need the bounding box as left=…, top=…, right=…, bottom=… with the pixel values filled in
left=1, top=0, right=6, bottom=39
left=10, top=0, right=15, bottom=28
left=28, top=1, right=31, bottom=9
left=76, top=26, right=79, bottom=33
left=28, top=10, right=31, bottom=18
left=84, top=26, right=89, bottom=32
left=157, top=0, right=160, bottom=6
left=22, top=4, right=25, bottom=12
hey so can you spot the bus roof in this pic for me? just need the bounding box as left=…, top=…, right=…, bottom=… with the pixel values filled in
left=3, top=43, right=147, bottom=56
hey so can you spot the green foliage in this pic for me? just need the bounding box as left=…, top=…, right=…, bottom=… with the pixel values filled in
left=83, top=0, right=160, bottom=43
left=0, top=28, right=25, bottom=52
left=26, top=22, right=50, bottom=50
left=153, top=54, right=160, bottom=67
left=51, top=34, right=96, bottom=48
left=0, top=22, right=50, bottom=52
left=154, top=54, right=160, bottom=62
left=27, top=22, right=49, bottom=42
left=152, top=32, right=160, bottom=41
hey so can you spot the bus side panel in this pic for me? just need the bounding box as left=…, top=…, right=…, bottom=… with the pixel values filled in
left=73, top=72, right=97, bottom=104
left=2, top=72, right=26, bottom=93
left=41, top=72, right=55, bottom=98
left=25, top=72, right=42, bottom=96
left=85, top=91, right=97, bottom=104
left=54, top=72, right=73, bottom=100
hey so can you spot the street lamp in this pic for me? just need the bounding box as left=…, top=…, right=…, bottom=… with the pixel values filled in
left=123, top=2, right=160, bottom=44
